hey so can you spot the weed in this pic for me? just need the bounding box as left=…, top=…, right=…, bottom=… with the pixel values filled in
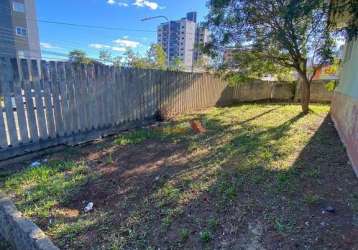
left=199, top=230, right=212, bottom=243
left=179, top=228, right=190, bottom=241
left=304, top=194, right=320, bottom=205
left=306, top=168, right=320, bottom=178
left=106, top=153, right=114, bottom=164
left=274, top=218, right=294, bottom=235
left=208, top=218, right=219, bottom=231
left=218, top=179, right=237, bottom=201
left=162, top=216, right=172, bottom=228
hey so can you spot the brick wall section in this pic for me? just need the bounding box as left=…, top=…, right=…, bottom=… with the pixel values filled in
left=0, top=193, right=59, bottom=250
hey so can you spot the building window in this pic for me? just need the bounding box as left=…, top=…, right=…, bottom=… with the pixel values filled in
left=13, top=2, right=25, bottom=12
left=15, top=27, right=27, bottom=37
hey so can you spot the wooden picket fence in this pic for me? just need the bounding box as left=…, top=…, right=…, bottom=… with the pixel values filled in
left=0, top=57, right=230, bottom=161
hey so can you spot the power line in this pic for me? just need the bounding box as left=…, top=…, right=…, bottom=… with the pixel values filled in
left=0, top=9, right=200, bottom=36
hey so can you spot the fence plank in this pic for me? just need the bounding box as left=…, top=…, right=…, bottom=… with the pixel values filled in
left=63, top=63, right=74, bottom=134
left=81, top=65, right=91, bottom=131
left=0, top=106, right=7, bottom=148
left=49, top=61, right=64, bottom=137
left=88, top=64, right=97, bottom=130
left=31, top=60, right=48, bottom=139
left=122, top=68, right=130, bottom=123
left=20, top=59, right=39, bottom=142
left=11, top=58, right=29, bottom=144
left=40, top=61, right=56, bottom=139
left=0, top=58, right=18, bottom=146
left=57, top=62, right=71, bottom=135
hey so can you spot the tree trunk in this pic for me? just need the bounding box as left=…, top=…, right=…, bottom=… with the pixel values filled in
left=300, top=78, right=311, bottom=114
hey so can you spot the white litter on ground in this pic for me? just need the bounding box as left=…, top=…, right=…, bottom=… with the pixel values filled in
left=84, top=202, right=94, bottom=213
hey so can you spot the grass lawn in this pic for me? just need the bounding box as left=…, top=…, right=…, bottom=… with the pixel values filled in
left=0, top=103, right=357, bottom=249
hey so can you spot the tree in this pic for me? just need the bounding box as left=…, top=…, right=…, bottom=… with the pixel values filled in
left=147, top=44, right=167, bottom=70
left=222, top=49, right=295, bottom=84
left=124, top=44, right=168, bottom=70
left=169, top=57, right=185, bottom=71
left=124, top=49, right=151, bottom=68
left=329, top=0, right=358, bottom=40
left=99, top=49, right=112, bottom=63
left=206, top=0, right=335, bottom=114
left=68, top=50, right=93, bottom=64
left=112, top=56, right=123, bottom=67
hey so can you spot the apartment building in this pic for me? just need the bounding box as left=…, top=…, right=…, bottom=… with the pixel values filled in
left=157, top=12, right=209, bottom=71
left=0, top=0, right=41, bottom=59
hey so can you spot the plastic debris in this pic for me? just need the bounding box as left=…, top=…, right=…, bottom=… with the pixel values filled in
left=84, top=202, right=94, bottom=213
left=155, top=176, right=160, bottom=181
left=30, top=161, right=41, bottom=168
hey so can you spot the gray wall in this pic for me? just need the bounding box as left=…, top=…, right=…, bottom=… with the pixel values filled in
left=0, top=0, right=17, bottom=57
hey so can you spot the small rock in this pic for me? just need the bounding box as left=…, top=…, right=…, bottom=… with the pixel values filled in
left=84, top=202, right=94, bottom=213
left=325, top=206, right=336, bottom=213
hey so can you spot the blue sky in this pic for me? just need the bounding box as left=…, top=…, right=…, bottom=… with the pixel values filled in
left=36, top=0, right=208, bottom=60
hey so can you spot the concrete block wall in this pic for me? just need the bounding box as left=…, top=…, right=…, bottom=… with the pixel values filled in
left=0, top=193, right=59, bottom=250
left=295, top=80, right=334, bottom=102
left=229, top=80, right=332, bottom=103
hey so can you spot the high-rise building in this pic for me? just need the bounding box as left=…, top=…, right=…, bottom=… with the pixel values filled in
left=0, top=0, right=41, bottom=59
left=157, top=12, right=209, bottom=71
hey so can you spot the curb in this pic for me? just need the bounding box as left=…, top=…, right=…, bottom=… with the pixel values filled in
left=0, top=193, right=59, bottom=250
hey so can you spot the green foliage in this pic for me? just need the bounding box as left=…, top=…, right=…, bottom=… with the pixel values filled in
left=147, top=44, right=167, bottom=70
left=169, top=57, right=186, bottom=71
left=69, top=50, right=93, bottom=64
left=304, top=194, right=320, bottom=205
left=99, top=49, right=112, bottom=63
left=206, top=0, right=337, bottom=112
left=329, top=0, right=358, bottom=40
left=325, top=80, right=337, bottom=92
left=199, top=230, right=212, bottom=243
left=114, top=129, right=157, bottom=145
left=125, top=44, right=168, bottom=70
left=179, top=228, right=190, bottom=241
left=223, top=50, right=295, bottom=85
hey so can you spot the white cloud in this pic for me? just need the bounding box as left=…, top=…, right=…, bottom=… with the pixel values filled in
left=133, top=0, right=163, bottom=10
left=107, top=0, right=163, bottom=9
left=118, top=2, right=129, bottom=7
left=89, top=43, right=111, bottom=49
left=113, top=38, right=140, bottom=48
left=107, top=0, right=129, bottom=7
left=40, top=42, right=61, bottom=50
left=112, top=47, right=126, bottom=52
left=89, top=43, right=127, bottom=52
